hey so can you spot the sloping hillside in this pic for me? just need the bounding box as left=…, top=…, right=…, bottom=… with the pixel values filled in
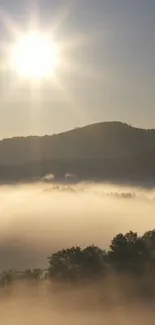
left=0, top=122, right=155, bottom=165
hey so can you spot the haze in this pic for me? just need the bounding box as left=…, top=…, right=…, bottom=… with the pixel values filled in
left=0, top=182, right=155, bottom=270
left=0, top=0, right=155, bottom=138
left=0, top=1, right=155, bottom=323
left=0, top=182, right=155, bottom=324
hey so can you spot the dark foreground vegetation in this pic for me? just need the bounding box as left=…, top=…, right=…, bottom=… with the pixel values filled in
left=1, top=229, right=155, bottom=304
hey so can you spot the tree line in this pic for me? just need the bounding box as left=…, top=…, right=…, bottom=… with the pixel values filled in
left=1, top=229, right=155, bottom=286
left=48, top=229, right=155, bottom=281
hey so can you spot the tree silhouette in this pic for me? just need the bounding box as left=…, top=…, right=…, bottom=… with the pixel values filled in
left=3, top=228, right=155, bottom=298
left=48, top=245, right=107, bottom=281
left=82, top=245, right=107, bottom=278
left=48, top=246, right=83, bottom=280
left=109, top=231, right=147, bottom=274
left=142, top=230, right=155, bottom=268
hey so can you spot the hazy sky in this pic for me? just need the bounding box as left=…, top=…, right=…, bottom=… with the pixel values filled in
left=0, top=0, right=155, bottom=138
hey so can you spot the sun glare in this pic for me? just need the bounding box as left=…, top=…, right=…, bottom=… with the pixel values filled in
left=10, top=32, right=59, bottom=79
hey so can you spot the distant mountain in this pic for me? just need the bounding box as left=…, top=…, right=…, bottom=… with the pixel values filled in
left=0, top=121, right=155, bottom=182
left=0, top=121, right=155, bottom=164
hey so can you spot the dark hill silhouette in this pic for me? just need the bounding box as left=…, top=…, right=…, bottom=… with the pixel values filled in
left=0, top=121, right=155, bottom=182
left=0, top=121, right=155, bottom=164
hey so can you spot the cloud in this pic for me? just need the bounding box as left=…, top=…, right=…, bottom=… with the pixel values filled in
left=0, top=182, right=155, bottom=270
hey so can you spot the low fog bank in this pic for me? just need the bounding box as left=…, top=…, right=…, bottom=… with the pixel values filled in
left=0, top=182, right=155, bottom=269
left=0, top=279, right=155, bottom=325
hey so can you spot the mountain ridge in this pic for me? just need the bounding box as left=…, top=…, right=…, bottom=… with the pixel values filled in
left=0, top=121, right=155, bottom=182
left=0, top=121, right=154, bottom=142
left=0, top=121, right=155, bottom=166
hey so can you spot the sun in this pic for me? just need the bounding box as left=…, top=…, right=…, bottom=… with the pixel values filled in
left=10, top=32, right=59, bottom=79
